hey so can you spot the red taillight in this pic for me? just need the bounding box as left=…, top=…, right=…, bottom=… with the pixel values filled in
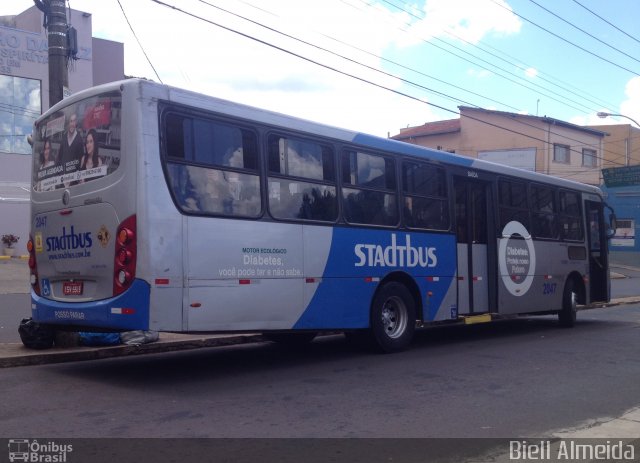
left=28, top=237, right=40, bottom=296
left=117, top=248, right=133, bottom=265
left=113, top=215, right=136, bottom=296
left=118, top=227, right=134, bottom=245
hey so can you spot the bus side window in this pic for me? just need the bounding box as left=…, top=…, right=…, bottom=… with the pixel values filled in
left=498, top=179, right=530, bottom=230
left=531, top=185, right=558, bottom=239
left=167, top=164, right=261, bottom=217
left=558, top=191, right=583, bottom=241
left=402, top=161, right=449, bottom=230
left=341, top=150, right=398, bottom=226
left=163, top=113, right=261, bottom=218
left=165, top=113, right=188, bottom=160
left=267, top=134, right=338, bottom=222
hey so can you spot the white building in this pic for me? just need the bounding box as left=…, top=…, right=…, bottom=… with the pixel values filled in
left=0, top=6, right=124, bottom=254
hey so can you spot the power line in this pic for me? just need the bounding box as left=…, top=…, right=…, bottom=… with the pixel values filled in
left=0, top=103, right=41, bottom=117
left=387, top=0, right=620, bottom=112
left=237, top=0, right=521, bottom=111
left=489, top=0, right=640, bottom=76
left=245, top=0, right=619, bottom=114
left=198, top=0, right=515, bottom=111
left=150, top=0, right=629, bottom=173
left=570, top=0, right=640, bottom=46
left=116, top=0, right=163, bottom=84
left=223, top=0, right=634, bottom=168
left=357, top=0, right=600, bottom=114
left=207, top=0, right=610, bottom=157
left=526, top=0, right=640, bottom=67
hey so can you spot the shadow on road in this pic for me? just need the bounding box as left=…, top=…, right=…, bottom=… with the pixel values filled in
left=46, top=307, right=635, bottom=387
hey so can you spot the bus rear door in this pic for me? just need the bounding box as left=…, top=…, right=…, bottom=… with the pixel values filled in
left=454, top=177, right=495, bottom=315
left=585, top=199, right=610, bottom=303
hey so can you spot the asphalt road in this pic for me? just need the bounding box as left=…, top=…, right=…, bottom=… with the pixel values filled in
left=1, top=303, right=640, bottom=440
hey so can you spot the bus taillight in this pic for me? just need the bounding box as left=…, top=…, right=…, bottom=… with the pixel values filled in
left=118, top=227, right=134, bottom=245
left=113, top=215, right=137, bottom=296
left=117, top=248, right=133, bottom=265
left=27, top=236, right=40, bottom=296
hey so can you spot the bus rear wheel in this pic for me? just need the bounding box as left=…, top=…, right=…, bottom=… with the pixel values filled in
left=558, top=278, right=577, bottom=328
left=370, top=282, right=416, bottom=353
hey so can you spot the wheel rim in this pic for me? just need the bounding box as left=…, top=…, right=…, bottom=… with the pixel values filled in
left=381, top=296, right=408, bottom=339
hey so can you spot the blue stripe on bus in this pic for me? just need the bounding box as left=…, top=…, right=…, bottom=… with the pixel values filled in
left=31, top=279, right=150, bottom=331
left=294, top=227, right=457, bottom=329
left=351, top=133, right=476, bottom=167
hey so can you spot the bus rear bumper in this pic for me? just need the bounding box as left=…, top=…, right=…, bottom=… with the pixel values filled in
left=31, top=279, right=151, bottom=331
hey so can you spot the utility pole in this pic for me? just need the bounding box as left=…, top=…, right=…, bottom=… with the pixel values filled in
left=34, top=0, right=69, bottom=107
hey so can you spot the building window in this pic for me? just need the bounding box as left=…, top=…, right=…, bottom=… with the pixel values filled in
left=582, top=148, right=597, bottom=167
left=553, top=144, right=570, bottom=164
left=0, top=75, right=41, bottom=155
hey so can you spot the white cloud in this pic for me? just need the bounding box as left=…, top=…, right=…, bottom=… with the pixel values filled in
left=6, top=0, right=517, bottom=136
left=525, top=67, right=538, bottom=79
left=619, top=76, right=640, bottom=127
left=97, top=0, right=444, bottom=135
left=467, top=68, right=493, bottom=79
left=575, top=77, right=640, bottom=128
left=568, top=114, right=602, bottom=126
left=407, top=0, right=521, bottom=44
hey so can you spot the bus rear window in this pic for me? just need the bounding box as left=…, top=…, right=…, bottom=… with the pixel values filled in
left=32, top=92, right=121, bottom=191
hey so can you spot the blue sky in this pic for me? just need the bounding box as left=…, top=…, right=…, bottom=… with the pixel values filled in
left=6, top=0, right=640, bottom=135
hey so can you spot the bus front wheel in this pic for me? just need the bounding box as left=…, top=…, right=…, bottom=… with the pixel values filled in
left=558, top=278, right=578, bottom=328
left=370, top=282, right=416, bottom=353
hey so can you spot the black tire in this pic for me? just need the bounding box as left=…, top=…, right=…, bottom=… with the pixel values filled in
left=369, top=282, right=416, bottom=353
left=262, top=331, right=317, bottom=346
left=558, top=278, right=577, bottom=328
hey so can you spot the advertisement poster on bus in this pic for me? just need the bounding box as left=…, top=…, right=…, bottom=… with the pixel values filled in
left=32, top=92, right=122, bottom=192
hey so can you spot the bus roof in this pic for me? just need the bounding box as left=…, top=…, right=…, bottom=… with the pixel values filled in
left=45, top=78, right=604, bottom=198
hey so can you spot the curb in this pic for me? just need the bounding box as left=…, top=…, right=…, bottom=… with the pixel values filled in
left=3, top=297, right=640, bottom=369
left=0, top=333, right=265, bottom=368
left=592, top=296, right=640, bottom=307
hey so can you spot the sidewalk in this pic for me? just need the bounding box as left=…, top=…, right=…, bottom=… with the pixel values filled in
left=0, top=255, right=30, bottom=294
left=0, top=331, right=266, bottom=368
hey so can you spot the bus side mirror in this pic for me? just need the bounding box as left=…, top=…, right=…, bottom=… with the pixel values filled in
left=606, top=213, right=617, bottom=239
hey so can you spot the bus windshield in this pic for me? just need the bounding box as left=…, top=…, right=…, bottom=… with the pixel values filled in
left=32, top=91, right=122, bottom=191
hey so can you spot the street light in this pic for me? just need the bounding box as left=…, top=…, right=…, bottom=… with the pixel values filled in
left=597, top=111, right=639, bottom=128
left=597, top=112, right=639, bottom=167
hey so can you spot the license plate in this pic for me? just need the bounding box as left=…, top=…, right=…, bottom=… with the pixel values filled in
left=63, top=281, right=84, bottom=296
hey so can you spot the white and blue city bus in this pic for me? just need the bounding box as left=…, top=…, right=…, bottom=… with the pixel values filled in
left=28, top=79, right=613, bottom=352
